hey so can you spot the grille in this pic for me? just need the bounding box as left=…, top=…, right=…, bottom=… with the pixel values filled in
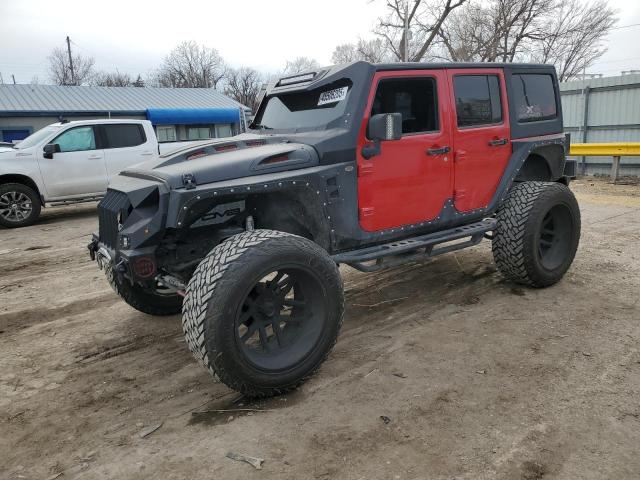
left=98, top=190, right=129, bottom=249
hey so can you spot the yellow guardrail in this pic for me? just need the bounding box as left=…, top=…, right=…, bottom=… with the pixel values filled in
left=569, top=142, right=640, bottom=156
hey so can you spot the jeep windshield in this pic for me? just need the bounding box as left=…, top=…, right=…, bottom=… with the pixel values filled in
left=252, top=80, right=353, bottom=132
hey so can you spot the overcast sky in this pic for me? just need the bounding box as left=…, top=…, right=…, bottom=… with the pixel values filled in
left=0, top=0, right=639, bottom=84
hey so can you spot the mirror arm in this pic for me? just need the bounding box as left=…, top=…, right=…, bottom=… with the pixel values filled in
left=361, top=140, right=381, bottom=160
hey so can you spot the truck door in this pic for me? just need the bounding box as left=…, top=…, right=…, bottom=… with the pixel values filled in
left=39, top=125, right=107, bottom=198
left=100, top=123, right=155, bottom=180
left=357, top=70, right=453, bottom=232
left=447, top=69, right=511, bottom=212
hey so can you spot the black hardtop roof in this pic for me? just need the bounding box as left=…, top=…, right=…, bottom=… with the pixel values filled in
left=374, top=61, right=554, bottom=71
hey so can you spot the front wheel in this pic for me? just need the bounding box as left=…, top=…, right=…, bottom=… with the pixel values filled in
left=113, top=276, right=183, bottom=316
left=492, top=181, right=581, bottom=287
left=0, top=183, right=41, bottom=228
left=182, top=230, right=344, bottom=398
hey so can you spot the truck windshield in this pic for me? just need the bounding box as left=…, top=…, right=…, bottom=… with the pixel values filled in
left=14, top=126, right=62, bottom=149
left=252, top=80, right=352, bottom=131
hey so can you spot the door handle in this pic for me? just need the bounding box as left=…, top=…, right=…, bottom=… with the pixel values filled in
left=141, top=152, right=154, bottom=156
left=88, top=154, right=102, bottom=160
left=427, top=146, right=451, bottom=156
left=489, top=138, right=508, bottom=146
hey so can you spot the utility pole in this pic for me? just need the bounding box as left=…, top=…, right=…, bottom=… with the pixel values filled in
left=66, top=36, right=75, bottom=85
left=403, top=1, right=409, bottom=62
left=12, top=74, right=16, bottom=85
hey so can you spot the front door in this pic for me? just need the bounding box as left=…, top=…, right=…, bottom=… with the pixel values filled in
left=447, top=69, right=511, bottom=212
left=38, top=125, right=108, bottom=198
left=357, top=70, right=453, bottom=232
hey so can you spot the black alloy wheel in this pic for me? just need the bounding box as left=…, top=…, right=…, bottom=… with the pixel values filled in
left=536, top=204, right=574, bottom=271
left=235, top=267, right=326, bottom=372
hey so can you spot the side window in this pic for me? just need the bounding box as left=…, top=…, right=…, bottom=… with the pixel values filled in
left=187, top=126, right=212, bottom=140
left=215, top=124, right=233, bottom=138
left=453, top=75, right=503, bottom=127
left=156, top=125, right=176, bottom=143
left=370, top=77, right=438, bottom=135
left=53, top=126, right=96, bottom=152
left=102, top=124, right=146, bottom=148
left=512, top=74, right=557, bottom=122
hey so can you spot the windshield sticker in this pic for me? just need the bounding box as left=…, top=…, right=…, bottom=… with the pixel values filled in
left=318, top=86, right=349, bottom=106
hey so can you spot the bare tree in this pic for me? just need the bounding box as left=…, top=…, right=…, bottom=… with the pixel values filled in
left=532, top=0, right=616, bottom=80
left=153, top=41, right=226, bottom=88
left=374, top=0, right=468, bottom=62
left=48, top=47, right=95, bottom=86
left=283, top=57, right=321, bottom=75
left=332, top=44, right=360, bottom=64
left=92, top=71, right=134, bottom=87
left=436, top=0, right=615, bottom=79
left=223, top=67, right=263, bottom=112
left=133, top=74, right=145, bottom=87
left=331, top=38, right=391, bottom=64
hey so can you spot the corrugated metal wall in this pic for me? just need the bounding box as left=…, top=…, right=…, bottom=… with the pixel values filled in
left=560, top=74, right=640, bottom=175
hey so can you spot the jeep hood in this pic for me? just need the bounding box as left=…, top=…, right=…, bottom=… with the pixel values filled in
left=120, top=134, right=319, bottom=189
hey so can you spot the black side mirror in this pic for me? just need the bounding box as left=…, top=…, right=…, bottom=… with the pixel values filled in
left=362, top=113, right=402, bottom=159
left=43, top=143, right=60, bottom=159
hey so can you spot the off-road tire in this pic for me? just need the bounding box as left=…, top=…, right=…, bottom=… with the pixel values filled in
left=0, top=183, right=41, bottom=228
left=182, top=229, right=344, bottom=398
left=113, top=277, right=183, bottom=316
left=492, top=181, right=580, bottom=287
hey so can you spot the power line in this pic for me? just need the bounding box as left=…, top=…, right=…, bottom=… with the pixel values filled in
left=610, top=23, right=640, bottom=30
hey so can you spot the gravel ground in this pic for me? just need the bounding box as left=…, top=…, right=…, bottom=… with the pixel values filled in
left=1, top=178, right=639, bottom=480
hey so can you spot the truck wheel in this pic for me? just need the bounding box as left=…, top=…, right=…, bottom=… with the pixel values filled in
left=0, top=183, right=41, bottom=228
left=492, top=181, right=580, bottom=288
left=182, top=229, right=344, bottom=397
left=113, top=277, right=183, bottom=316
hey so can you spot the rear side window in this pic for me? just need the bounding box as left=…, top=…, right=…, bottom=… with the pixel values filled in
left=512, top=74, right=557, bottom=122
left=102, top=124, right=146, bottom=148
left=453, top=75, right=502, bottom=127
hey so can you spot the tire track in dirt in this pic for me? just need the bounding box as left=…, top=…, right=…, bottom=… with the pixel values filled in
left=0, top=292, right=119, bottom=331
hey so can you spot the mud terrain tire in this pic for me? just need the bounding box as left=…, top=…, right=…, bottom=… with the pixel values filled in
left=114, top=277, right=183, bottom=316
left=492, top=181, right=580, bottom=287
left=182, top=229, right=344, bottom=398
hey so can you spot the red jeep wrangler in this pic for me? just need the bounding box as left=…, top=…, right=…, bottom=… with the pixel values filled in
left=90, top=62, right=580, bottom=397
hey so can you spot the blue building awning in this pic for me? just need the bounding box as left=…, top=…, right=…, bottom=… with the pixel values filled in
left=146, top=108, right=240, bottom=125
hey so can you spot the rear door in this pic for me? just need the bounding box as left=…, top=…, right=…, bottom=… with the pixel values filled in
left=39, top=125, right=107, bottom=198
left=447, top=69, right=510, bottom=212
left=357, top=70, right=453, bottom=232
left=100, top=123, right=155, bottom=180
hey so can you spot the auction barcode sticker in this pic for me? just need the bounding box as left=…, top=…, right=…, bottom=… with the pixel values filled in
left=318, top=86, right=349, bottom=106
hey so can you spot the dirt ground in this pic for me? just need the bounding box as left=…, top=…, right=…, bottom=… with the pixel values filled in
left=1, top=178, right=639, bottom=480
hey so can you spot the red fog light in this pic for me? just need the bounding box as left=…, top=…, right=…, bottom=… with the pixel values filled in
left=133, top=257, right=156, bottom=278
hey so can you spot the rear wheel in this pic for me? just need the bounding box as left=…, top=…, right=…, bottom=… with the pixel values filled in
left=182, top=229, right=344, bottom=397
left=492, top=181, right=580, bottom=287
left=0, top=183, right=41, bottom=228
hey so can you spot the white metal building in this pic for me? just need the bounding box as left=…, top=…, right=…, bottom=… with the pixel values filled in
left=0, top=84, right=250, bottom=144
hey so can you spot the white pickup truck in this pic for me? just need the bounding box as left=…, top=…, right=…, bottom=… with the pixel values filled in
left=0, top=119, right=199, bottom=227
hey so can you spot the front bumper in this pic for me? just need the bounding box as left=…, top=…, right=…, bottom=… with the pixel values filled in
left=88, top=236, right=118, bottom=291
left=88, top=235, right=158, bottom=286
